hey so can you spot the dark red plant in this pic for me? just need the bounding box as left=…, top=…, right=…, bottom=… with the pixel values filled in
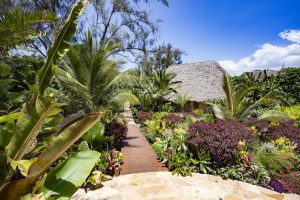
left=162, top=113, right=185, bottom=129
left=104, top=120, right=128, bottom=150
left=137, top=111, right=153, bottom=124
left=280, top=172, right=300, bottom=194
left=255, top=120, right=300, bottom=152
left=163, top=113, right=185, bottom=123
left=187, top=119, right=255, bottom=167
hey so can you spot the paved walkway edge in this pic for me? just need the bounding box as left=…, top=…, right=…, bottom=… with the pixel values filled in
left=120, top=106, right=167, bottom=175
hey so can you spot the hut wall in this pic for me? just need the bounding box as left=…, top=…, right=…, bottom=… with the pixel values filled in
left=185, top=101, right=211, bottom=113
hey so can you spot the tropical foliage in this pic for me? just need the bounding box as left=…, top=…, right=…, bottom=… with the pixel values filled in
left=56, top=29, right=139, bottom=113
left=1, top=0, right=300, bottom=197
left=210, top=72, right=288, bottom=121
left=0, top=8, right=56, bottom=54
left=0, top=1, right=104, bottom=199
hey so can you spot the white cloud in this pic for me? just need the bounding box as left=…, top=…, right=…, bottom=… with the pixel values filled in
left=219, top=29, right=300, bottom=75
left=279, top=29, right=300, bottom=44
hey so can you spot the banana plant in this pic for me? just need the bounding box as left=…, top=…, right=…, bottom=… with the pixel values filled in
left=0, top=1, right=104, bottom=199
left=39, top=150, right=101, bottom=199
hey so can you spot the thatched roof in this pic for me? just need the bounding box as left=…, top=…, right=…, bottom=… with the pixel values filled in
left=166, top=61, right=226, bottom=102
left=250, top=69, right=279, bottom=77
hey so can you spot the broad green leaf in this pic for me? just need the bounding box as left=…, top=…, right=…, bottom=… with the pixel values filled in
left=233, top=85, right=259, bottom=114
left=36, top=0, right=88, bottom=94
left=0, top=112, right=20, bottom=124
left=39, top=150, right=100, bottom=199
left=28, top=112, right=103, bottom=177
left=0, top=121, right=15, bottom=148
left=5, top=95, right=62, bottom=160
left=208, top=102, right=233, bottom=120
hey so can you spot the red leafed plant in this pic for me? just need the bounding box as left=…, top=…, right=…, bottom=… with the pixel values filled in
left=137, top=111, right=153, bottom=124
left=187, top=119, right=255, bottom=167
left=104, top=120, right=128, bottom=150
left=255, top=120, right=300, bottom=152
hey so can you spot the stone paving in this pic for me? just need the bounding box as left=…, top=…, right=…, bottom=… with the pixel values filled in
left=120, top=106, right=167, bottom=174
left=71, top=172, right=300, bottom=200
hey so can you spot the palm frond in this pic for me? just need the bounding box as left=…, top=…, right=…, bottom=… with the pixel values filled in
left=207, top=102, right=233, bottom=120
left=0, top=8, right=56, bottom=53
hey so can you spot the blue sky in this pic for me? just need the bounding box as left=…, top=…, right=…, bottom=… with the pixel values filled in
left=146, top=0, right=300, bottom=74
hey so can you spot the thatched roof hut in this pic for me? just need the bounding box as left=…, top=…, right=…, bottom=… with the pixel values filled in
left=166, top=61, right=226, bottom=103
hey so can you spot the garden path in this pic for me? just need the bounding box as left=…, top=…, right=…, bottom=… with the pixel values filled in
left=120, top=106, right=167, bottom=175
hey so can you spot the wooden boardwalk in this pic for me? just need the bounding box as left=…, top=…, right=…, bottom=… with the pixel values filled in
left=120, top=107, right=167, bottom=175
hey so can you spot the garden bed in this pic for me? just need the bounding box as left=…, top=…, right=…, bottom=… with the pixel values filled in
left=137, top=110, right=300, bottom=195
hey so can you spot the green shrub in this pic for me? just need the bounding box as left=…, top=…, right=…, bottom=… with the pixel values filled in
left=143, top=119, right=163, bottom=142
left=162, top=102, right=176, bottom=112
left=253, top=142, right=297, bottom=175
left=212, top=164, right=270, bottom=185
left=193, top=109, right=204, bottom=116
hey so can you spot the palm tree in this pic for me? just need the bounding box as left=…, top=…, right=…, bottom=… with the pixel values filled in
left=0, top=8, right=56, bottom=54
left=175, top=93, right=190, bottom=112
left=211, top=73, right=288, bottom=121
left=129, top=68, right=180, bottom=111
left=55, top=29, right=139, bottom=112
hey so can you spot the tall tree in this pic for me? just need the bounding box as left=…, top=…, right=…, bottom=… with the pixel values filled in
left=138, top=43, right=184, bottom=76
left=86, top=0, right=169, bottom=61
left=1, top=0, right=169, bottom=58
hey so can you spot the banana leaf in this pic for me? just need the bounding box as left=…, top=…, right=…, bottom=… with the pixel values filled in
left=0, top=112, right=102, bottom=200
left=250, top=110, right=290, bottom=125
left=39, top=150, right=100, bottom=199
left=36, top=0, right=88, bottom=94
left=5, top=95, right=63, bottom=160
left=28, top=112, right=103, bottom=177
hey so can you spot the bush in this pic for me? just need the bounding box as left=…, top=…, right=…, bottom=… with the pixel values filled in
left=104, top=120, right=128, bottom=150
left=137, top=111, right=153, bottom=125
left=256, top=121, right=300, bottom=152
left=212, top=164, right=270, bottom=186
left=280, top=172, right=300, bottom=194
left=131, top=105, right=141, bottom=118
left=193, top=109, right=204, bottom=116
left=187, top=119, right=254, bottom=166
left=162, top=113, right=185, bottom=128
left=162, top=102, right=176, bottom=112
left=143, top=119, right=163, bottom=142
left=270, top=178, right=286, bottom=193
